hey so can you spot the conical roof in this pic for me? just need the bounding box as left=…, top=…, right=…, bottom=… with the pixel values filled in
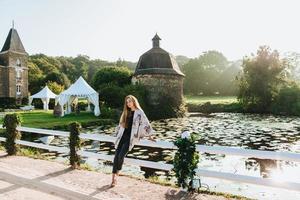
left=134, top=34, right=184, bottom=77
left=1, top=28, right=26, bottom=53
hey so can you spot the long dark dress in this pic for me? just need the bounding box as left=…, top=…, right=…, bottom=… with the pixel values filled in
left=112, top=110, right=134, bottom=173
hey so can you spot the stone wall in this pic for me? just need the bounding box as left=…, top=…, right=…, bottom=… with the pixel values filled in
left=132, top=74, right=186, bottom=119
left=0, top=51, right=28, bottom=100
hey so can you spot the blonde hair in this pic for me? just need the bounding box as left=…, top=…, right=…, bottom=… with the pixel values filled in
left=119, top=95, right=142, bottom=128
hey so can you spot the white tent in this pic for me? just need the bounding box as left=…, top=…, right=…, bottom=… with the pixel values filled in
left=56, top=76, right=100, bottom=116
left=29, top=86, right=57, bottom=111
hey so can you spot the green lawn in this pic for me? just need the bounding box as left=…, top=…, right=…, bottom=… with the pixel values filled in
left=0, top=110, right=114, bottom=129
left=184, top=95, right=238, bottom=105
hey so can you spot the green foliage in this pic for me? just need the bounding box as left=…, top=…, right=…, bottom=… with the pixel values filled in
left=182, top=50, right=239, bottom=96
left=123, top=84, right=147, bottom=109
left=44, top=72, right=71, bottom=87
left=92, top=66, right=147, bottom=110
left=175, top=55, right=190, bottom=67
left=99, top=84, right=126, bottom=108
left=46, top=81, right=65, bottom=94
left=237, top=46, right=287, bottom=113
left=115, top=58, right=136, bottom=71
left=99, top=105, right=120, bottom=121
left=173, top=133, right=199, bottom=191
left=28, top=54, right=135, bottom=95
left=2, top=113, right=22, bottom=155
left=0, top=98, right=17, bottom=108
left=69, top=122, right=82, bottom=169
left=271, top=83, right=300, bottom=115
left=187, top=102, right=243, bottom=113
left=91, top=66, right=132, bottom=91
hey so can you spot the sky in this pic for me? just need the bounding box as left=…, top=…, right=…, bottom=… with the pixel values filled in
left=0, top=0, right=300, bottom=62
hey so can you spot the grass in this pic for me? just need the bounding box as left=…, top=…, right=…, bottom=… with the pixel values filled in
left=185, top=95, right=238, bottom=105
left=0, top=110, right=115, bottom=129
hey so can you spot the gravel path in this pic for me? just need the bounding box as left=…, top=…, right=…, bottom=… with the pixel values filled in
left=0, top=152, right=233, bottom=200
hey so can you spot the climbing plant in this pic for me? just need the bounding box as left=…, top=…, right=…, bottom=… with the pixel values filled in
left=173, top=132, right=199, bottom=191
left=3, top=113, right=22, bottom=155
left=69, top=122, right=82, bottom=169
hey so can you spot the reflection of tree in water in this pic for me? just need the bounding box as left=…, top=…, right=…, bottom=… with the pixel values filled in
left=245, top=158, right=279, bottom=178
left=141, top=167, right=157, bottom=178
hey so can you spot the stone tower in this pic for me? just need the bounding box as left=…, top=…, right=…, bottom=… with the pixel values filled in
left=132, top=34, right=186, bottom=119
left=0, top=27, right=29, bottom=104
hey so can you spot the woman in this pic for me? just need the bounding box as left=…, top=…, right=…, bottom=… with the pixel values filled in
left=111, top=95, right=156, bottom=187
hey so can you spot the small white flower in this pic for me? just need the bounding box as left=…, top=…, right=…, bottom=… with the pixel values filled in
left=181, top=131, right=190, bottom=139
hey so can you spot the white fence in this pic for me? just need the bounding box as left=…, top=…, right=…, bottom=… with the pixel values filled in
left=0, top=125, right=300, bottom=191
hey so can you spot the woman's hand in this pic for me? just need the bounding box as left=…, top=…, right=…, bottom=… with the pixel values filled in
left=148, top=136, right=156, bottom=142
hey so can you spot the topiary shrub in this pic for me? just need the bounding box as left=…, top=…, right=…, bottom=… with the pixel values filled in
left=69, top=122, right=82, bottom=169
left=2, top=113, right=22, bottom=155
left=173, top=131, right=199, bottom=192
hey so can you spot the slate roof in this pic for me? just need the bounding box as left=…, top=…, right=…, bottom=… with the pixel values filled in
left=1, top=28, right=26, bottom=53
left=134, top=34, right=184, bottom=77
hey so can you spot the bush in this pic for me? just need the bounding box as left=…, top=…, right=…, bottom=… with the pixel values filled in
left=123, top=84, right=147, bottom=109
left=99, top=84, right=126, bottom=108
left=0, top=97, right=17, bottom=109
left=21, top=97, right=29, bottom=106
left=98, top=82, right=148, bottom=110
left=100, top=105, right=120, bottom=121
left=271, top=83, right=300, bottom=116
left=92, top=66, right=132, bottom=91
left=173, top=132, right=199, bottom=191
left=3, top=113, right=22, bottom=155
left=187, top=102, right=243, bottom=113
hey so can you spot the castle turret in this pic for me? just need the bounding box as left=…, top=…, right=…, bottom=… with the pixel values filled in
left=132, top=34, right=186, bottom=119
left=0, top=27, right=29, bottom=104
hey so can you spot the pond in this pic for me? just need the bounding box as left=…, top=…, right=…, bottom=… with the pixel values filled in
left=26, top=112, right=300, bottom=199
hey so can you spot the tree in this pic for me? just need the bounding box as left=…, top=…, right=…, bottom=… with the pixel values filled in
left=237, top=46, right=287, bottom=112
left=27, top=61, right=44, bottom=94
left=44, top=72, right=71, bottom=87
left=175, top=55, right=190, bottom=69
left=182, top=50, right=229, bottom=95
left=284, top=52, right=300, bottom=81
left=47, top=81, right=65, bottom=94
left=70, top=55, right=89, bottom=81
left=91, top=66, right=132, bottom=91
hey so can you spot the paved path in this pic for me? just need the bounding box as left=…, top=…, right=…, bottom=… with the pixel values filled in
left=0, top=152, right=233, bottom=200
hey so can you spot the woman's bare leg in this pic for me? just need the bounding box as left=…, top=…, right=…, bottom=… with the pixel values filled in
left=111, top=173, right=117, bottom=187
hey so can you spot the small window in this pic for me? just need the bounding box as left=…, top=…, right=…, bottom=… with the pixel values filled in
left=16, top=59, right=21, bottom=67
left=16, top=85, right=21, bottom=94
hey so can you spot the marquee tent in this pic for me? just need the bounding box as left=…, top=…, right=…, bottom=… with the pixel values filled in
left=56, top=76, right=100, bottom=116
left=29, top=86, right=57, bottom=111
